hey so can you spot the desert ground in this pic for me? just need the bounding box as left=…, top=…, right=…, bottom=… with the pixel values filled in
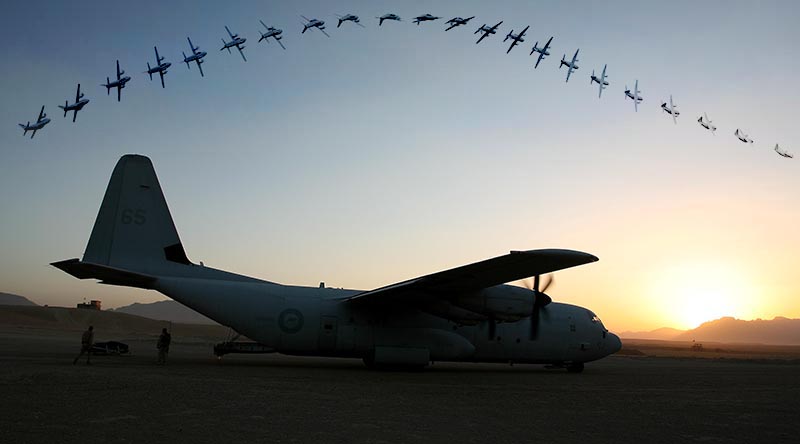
left=1, top=306, right=799, bottom=444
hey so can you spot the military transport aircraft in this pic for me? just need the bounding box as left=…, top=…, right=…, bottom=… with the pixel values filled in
left=530, top=36, right=553, bottom=69
left=182, top=37, right=207, bottom=77
left=18, top=106, right=50, bottom=139
left=258, top=20, right=285, bottom=49
left=698, top=113, right=716, bottom=134
left=590, top=64, right=609, bottom=98
left=624, top=80, right=643, bottom=112
left=58, top=83, right=90, bottom=122
left=774, top=144, right=793, bottom=159
left=445, top=16, right=475, bottom=31
left=559, top=48, right=580, bottom=82
left=102, top=60, right=131, bottom=102
left=735, top=129, right=754, bottom=144
left=301, top=16, right=330, bottom=37
left=413, top=14, right=440, bottom=25
left=474, top=21, right=502, bottom=44
left=661, top=95, right=680, bottom=124
left=52, top=155, right=621, bottom=372
left=377, top=13, right=401, bottom=26
left=503, top=25, right=529, bottom=54
left=221, top=26, right=247, bottom=61
left=145, top=46, right=170, bottom=88
left=336, top=14, right=365, bottom=28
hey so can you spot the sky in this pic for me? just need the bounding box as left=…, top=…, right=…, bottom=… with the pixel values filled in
left=1, top=0, right=799, bottom=332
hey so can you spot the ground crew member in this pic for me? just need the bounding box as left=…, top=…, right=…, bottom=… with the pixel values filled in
left=73, top=326, right=94, bottom=365
left=157, top=328, right=171, bottom=364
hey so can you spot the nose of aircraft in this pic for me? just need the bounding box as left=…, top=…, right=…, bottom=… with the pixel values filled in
left=607, top=332, right=622, bottom=355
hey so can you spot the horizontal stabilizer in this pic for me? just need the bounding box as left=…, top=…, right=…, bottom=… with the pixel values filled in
left=51, top=259, right=157, bottom=289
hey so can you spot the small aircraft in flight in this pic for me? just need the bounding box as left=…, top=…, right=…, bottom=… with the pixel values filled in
left=101, top=60, right=131, bottom=102
left=474, top=21, right=502, bottom=44
left=413, top=14, right=440, bottom=25
left=445, top=16, right=475, bottom=31
left=734, top=129, right=754, bottom=144
left=590, top=64, right=609, bottom=98
left=503, top=25, right=529, bottom=54
left=258, top=20, right=285, bottom=49
left=182, top=37, right=207, bottom=77
left=559, top=48, right=580, bottom=82
left=18, top=106, right=50, bottom=139
left=336, top=14, right=365, bottom=28
left=301, top=16, right=330, bottom=37
left=661, top=95, right=680, bottom=124
left=58, top=83, right=90, bottom=122
left=376, top=13, right=401, bottom=26
left=624, top=80, right=643, bottom=112
left=530, top=36, right=553, bottom=69
left=697, top=113, right=717, bottom=134
left=145, top=46, right=171, bottom=88
left=221, top=26, right=247, bottom=62
left=774, top=144, right=793, bottom=159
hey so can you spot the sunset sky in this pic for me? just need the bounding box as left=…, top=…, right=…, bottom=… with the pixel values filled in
left=1, top=0, right=798, bottom=332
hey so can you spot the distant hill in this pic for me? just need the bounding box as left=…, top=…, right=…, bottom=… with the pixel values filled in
left=113, top=300, right=218, bottom=325
left=0, top=292, right=37, bottom=306
left=674, top=317, right=800, bottom=345
left=619, top=327, right=684, bottom=340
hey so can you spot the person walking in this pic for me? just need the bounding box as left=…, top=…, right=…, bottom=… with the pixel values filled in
left=157, top=327, right=171, bottom=365
left=73, top=326, right=94, bottom=365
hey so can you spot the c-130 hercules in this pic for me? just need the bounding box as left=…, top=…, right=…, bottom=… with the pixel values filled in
left=53, top=155, right=621, bottom=371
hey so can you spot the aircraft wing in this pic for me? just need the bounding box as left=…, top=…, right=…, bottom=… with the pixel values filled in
left=566, top=66, right=574, bottom=82
left=276, top=38, right=286, bottom=50
left=535, top=52, right=545, bottom=68
left=346, top=249, right=598, bottom=305
left=318, top=27, right=330, bottom=37
left=37, top=105, right=44, bottom=121
left=197, top=60, right=204, bottom=77
left=117, top=86, right=121, bottom=102
left=116, top=60, right=121, bottom=78
left=237, top=45, right=247, bottom=61
left=225, top=26, right=234, bottom=38
left=159, top=70, right=165, bottom=88
left=75, top=84, right=81, bottom=102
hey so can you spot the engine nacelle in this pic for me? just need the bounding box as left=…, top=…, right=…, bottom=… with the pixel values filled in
left=451, top=285, right=534, bottom=321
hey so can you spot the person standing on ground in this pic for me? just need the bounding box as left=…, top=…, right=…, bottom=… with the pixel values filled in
left=157, top=327, right=171, bottom=365
left=73, top=326, right=94, bottom=365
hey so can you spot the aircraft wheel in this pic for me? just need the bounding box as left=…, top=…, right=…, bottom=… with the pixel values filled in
left=566, top=362, right=584, bottom=373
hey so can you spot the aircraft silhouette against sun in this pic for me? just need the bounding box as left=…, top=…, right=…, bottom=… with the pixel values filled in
left=503, top=25, right=529, bottom=54
left=735, top=129, right=754, bottom=144
left=101, top=60, right=131, bottom=102
left=376, top=13, right=401, bottom=26
left=698, top=113, right=717, bottom=134
left=624, top=80, right=643, bottom=112
left=58, top=83, right=90, bottom=122
left=559, top=48, right=580, bottom=82
left=182, top=37, right=207, bottom=77
left=301, top=15, right=330, bottom=37
left=530, top=36, right=553, bottom=68
left=336, top=13, right=365, bottom=28
left=774, top=144, right=793, bottom=159
left=474, top=21, right=502, bottom=44
left=220, top=26, right=247, bottom=62
left=52, top=155, right=622, bottom=372
left=258, top=20, right=285, bottom=49
left=18, top=106, right=50, bottom=139
left=413, top=14, right=440, bottom=25
left=445, top=16, right=475, bottom=31
left=590, top=64, right=609, bottom=98
left=661, top=95, right=679, bottom=124
left=145, top=46, right=170, bottom=88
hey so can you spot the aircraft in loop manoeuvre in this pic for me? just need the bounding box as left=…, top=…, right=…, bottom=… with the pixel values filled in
left=774, top=144, right=793, bottom=159
left=661, top=95, right=680, bottom=124
left=474, top=21, right=502, bottom=44
left=735, top=129, right=754, bottom=144
left=624, top=80, right=643, bottom=112
left=101, top=60, right=131, bottom=102
left=503, top=25, right=529, bottom=54
left=445, top=16, right=475, bottom=31
left=258, top=20, right=286, bottom=49
left=145, top=46, right=170, bottom=88
left=58, top=83, right=90, bottom=122
left=559, top=48, right=580, bottom=82
left=51, top=155, right=622, bottom=372
left=18, top=105, right=50, bottom=139
left=697, top=113, right=716, bottom=134
left=301, top=15, right=330, bottom=37
left=220, top=26, right=247, bottom=62
left=182, top=37, right=207, bottom=77
left=590, top=64, right=609, bottom=98
left=530, top=36, right=553, bottom=69
left=413, top=14, right=440, bottom=25
left=336, top=14, right=365, bottom=28
left=376, top=13, right=401, bottom=26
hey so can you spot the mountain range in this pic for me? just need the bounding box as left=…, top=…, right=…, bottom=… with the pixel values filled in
left=621, top=317, right=800, bottom=345
left=0, top=292, right=37, bottom=306
left=113, top=300, right=217, bottom=325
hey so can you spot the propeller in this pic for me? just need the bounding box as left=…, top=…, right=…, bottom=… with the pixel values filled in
left=521, top=274, right=554, bottom=340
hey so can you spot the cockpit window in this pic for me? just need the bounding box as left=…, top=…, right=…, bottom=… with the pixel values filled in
left=588, top=310, right=606, bottom=329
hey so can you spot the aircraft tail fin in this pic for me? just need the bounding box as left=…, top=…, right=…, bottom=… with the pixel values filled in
left=62, top=102, right=68, bottom=117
